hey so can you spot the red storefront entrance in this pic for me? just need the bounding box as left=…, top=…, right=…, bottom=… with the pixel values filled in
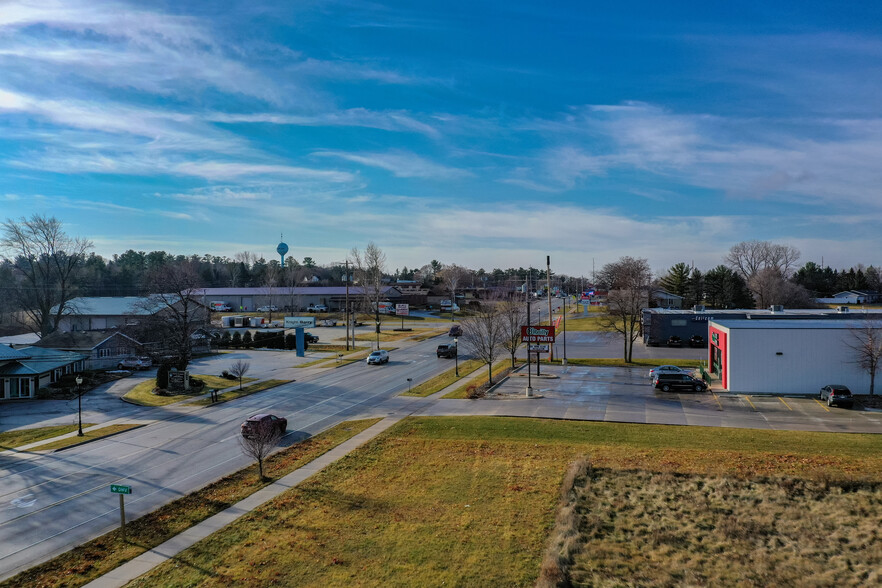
left=708, top=325, right=728, bottom=389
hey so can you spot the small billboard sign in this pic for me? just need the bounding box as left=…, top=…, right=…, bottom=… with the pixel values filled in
left=521, top=325, right=555, bottom=343
left=395, top=303, right=410, bottom=316
left=528, top=344, right=549, bottom=353
left=284, top=316, right=316, bottom=328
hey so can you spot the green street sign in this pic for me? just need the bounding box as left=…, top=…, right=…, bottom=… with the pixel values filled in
left=110, top=484, right=132, bottom=495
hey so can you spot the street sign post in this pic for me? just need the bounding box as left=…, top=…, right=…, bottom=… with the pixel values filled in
left=110, top=485, right=132, bottom=538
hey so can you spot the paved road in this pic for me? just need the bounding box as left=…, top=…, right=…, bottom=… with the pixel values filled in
left=0, top=336, right=448, bottom=580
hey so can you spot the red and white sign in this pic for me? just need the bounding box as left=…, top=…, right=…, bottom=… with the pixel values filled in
left=395, top=303, right=410, bottom=316
left=521, top=325, right=555, bottom=343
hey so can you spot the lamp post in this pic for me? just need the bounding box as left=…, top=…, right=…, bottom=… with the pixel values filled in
left=454, top=337, right=459, bottom=377
left=407, top=378, right=413, bottom=394
left=75, top=375, right=84, bottom=436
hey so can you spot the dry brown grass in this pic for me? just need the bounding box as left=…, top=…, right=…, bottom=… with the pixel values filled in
left=566, top=470, right=882, bottom=587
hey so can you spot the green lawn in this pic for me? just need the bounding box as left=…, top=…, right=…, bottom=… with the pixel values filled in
left=123, top=417, right=882, bottom=588
left=561, top=314, right=611, bottom=331
left=0, top=424, right=95, bottom=450
left=442, top=359, right=513, bottom=398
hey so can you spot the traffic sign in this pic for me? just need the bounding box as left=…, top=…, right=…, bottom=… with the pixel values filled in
left=110, top=484, right=132, bottom=495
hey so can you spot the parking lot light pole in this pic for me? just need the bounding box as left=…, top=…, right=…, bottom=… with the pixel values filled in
left=454, top=337, right=459, bottom=377
left=75, top=375, right=84, bottom=436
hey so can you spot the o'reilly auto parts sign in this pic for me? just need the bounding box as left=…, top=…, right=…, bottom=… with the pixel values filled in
left=521, top=325, right=555, bottom=343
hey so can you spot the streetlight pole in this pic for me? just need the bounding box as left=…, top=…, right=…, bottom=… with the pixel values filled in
left=526, top=277, right=532, bottom=397
left=454, top=337, right=459, bottom=377
left=562, top=295, right=567, bottom=367
left=75, top=375, right=84, bottom=436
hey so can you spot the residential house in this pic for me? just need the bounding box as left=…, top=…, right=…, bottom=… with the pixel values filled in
left=0, top=344, right=86, bottom=400
left=33, top=331, right=146, bottom=371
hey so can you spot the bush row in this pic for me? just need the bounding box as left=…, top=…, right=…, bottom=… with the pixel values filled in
left=215, top=330, right=306, bottom=351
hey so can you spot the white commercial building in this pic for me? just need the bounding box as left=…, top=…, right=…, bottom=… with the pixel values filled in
left=708, top=319, right=876, bottom=395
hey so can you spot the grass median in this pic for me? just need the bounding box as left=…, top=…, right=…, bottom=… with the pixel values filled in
left=400, top=358, right=484, bottom=397
left=1, top=418, right=383, bottom=588
left=123, top=374, right=252, bottom=406
left=189, top=379, right=291, bottom=406
left=442, top=359, right=513, bottom=398
left=0, top=424, right=95, bottom=450
left=36, top=424, right=145, bottom=451
left=122, top=417, right=882, bottom=587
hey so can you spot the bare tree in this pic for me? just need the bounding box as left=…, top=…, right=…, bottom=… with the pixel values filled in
left=598, top=257, right=652, bottom=362
left=0, top=214, right=93, bottom=336
left=725, top=240, right=801, bottom=280
left=846, top=321, right=882, bottom=396
left=238, top=423, right=282, bottom=481
left=229, top=360, right=251, bottom=390
left=748, top=267, right=814, bottom=309
left=137, top=262, right=206, bottom=369
left=351, top=242, right=386, bottom=350
left=498, top=299, right=527, bottom=368
left=460, top=302, right=504, bottom=385
left=263, top=264, right=280, bottom=319
left=440, top=264, right=469, bottom=318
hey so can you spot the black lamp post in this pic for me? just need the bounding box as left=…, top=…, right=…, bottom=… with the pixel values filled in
left=454, top=337, right=459, bottom=377
left=75, top=375, right=84, bottom=436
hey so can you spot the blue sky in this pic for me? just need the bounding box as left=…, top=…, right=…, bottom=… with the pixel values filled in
left=2, top=1, right=882, bottom=275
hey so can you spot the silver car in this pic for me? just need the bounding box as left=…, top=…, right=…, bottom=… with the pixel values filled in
left=366, top=350, right=389, bottom=365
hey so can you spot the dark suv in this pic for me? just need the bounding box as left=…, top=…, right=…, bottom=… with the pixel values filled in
left=653, top=372, right=707, bottom=392
left=819, top=385, right=854, bottom=409
left=437, top=343, right=457, bottom=358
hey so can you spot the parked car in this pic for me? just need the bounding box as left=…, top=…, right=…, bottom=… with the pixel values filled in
left=448, top=325, right=463, bottom=337
left=689, top=335, right=706, bottom=348
left=437, top=343, right=457, bottom=358
left=256, top=305, right=278, bottom=312
left=304, top=332, right=319, bottom=344
left=240, top=414, right=287, bottom=439
left=117, top=356, right=152, bottom=370
left=648, top=365, right=689, bottom=379
left=667, top=335, right=683, bottom=347
left=366, top=350, right=390, bottom=365
left=819, top=385, right=854, bottom=409
left=653, top=373, right=708, bottom=392
left=307, top=303, right=329, bottom=313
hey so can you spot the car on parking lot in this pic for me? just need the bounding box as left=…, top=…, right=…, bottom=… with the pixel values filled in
left=307, top=303, right=329, bottom=313
left=689, top=335, right=706, bottom=348
left=256, top=305, right=278, bottom=312
left=667, top=335, right=683, bottom=347
left=240, top=413, right=287, bottom=439
left=366, top=350, right=390, bottom=365
left=653, top=373, right=708, bottom=392
left=819, top=384, right=854, bottom=409
left=304, top=332, right=319, bottom=343
left=648, top=365, right=689, bottom=379
left=117, top=356, right=152, bottom=370
left=436, top=343, right=457, bottom=358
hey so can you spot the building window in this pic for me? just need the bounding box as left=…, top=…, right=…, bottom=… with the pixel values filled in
left=671, top=319, right=687, bottom=326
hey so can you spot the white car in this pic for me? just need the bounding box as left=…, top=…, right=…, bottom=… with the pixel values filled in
left=256, top=305, right=278, bottom=312
left=648, top=365, right=690, bottom=379
left=366, top=350, right=389, bottom=365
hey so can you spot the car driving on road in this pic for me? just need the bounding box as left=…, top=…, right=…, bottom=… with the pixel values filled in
left=240, top=413, right=287, bottom=439
left=366, top=350, right=390, bottom=365
left=819, top=385, right=854, bottom=409
left=437, top=343, right=457, bottom=358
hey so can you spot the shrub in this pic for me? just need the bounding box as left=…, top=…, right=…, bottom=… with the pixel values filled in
left=220, top=331, right=231, bottom=348
left=242, top=330, right=253, bottom=347
left=156, top=363, right=170, bottom=389
left=231, top=331, right=242, bottom=347
left=285, top=333, right=296, bottom=350
left=189, top=377, right=204, bottom=392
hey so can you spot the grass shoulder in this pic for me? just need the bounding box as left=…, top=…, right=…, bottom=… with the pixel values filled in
left=0, top=424, right=95, bottom=450
left=401, top=358, right=484, bottom=397
left=442, top=359, right=512, bottom=399
left=36, top=424, right=145, bottom=451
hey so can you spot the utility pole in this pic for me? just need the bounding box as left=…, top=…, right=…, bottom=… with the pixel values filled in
left=547, top=255, right=553, bottom=362
left=344, top=260, right=350, bottom=351
left=526, top=270, right=532, bottom=397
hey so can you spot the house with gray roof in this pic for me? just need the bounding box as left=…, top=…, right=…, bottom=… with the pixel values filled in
left=0, top=344, right=86, bottom=401
left=194, top=286, right=403, bottom=312
left=34, top=330, right=146, bottom=371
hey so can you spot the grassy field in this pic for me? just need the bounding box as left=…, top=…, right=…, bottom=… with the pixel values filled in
left=562, top=314, right=611, bottom=331
left=123, top=374, right=250, bottom=406
left=0, top=424, right=95, bottom=450
left=124, top=417, right=882, bottom=587
left=401, top=358, right=484, bottom=397
left=36, top=424, right=144, bottom=451
left=0, top=418, right=383, bottom=588
left=353, top=328, right=435, bottom=342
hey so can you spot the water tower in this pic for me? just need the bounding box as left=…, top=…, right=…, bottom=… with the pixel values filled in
left=277, top=236, right=289, bottom=268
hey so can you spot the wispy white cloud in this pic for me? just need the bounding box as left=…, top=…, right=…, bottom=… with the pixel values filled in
left=173, top=161, right=355, bottom=182
left=207, top=108, right=440, bottom=137
left=313, top=150, right=471, bottom=179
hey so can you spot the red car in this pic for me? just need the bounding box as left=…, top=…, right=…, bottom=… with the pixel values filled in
left=240, top=414, right=287, bottom=439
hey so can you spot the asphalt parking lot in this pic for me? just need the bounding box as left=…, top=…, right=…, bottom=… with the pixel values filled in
left=426, top=365, right=882, bottom=434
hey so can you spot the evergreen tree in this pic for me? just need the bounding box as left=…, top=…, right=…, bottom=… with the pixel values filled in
left=658, top=262, right=691, bottom=298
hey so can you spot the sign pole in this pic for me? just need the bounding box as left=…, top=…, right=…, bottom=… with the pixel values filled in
left=526, top=286, right=532, bottom=397
left=119, top=494, right=126, bottom=539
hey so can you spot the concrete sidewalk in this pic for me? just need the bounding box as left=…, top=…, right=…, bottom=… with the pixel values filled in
left=84, top=416, right=402, bottom=588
